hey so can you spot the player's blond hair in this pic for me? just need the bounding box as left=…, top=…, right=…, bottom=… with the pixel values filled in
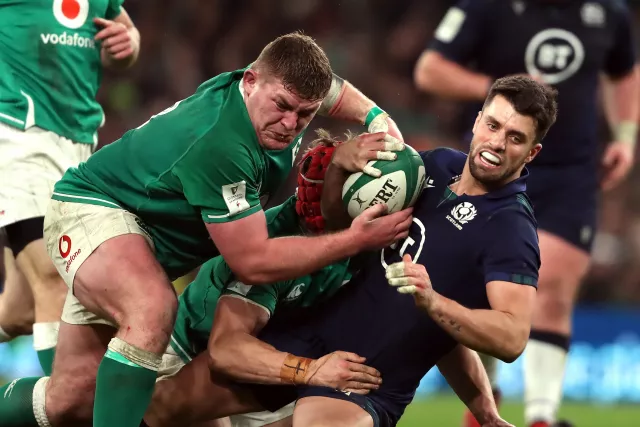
left=253, top=32, right=333, bottom=102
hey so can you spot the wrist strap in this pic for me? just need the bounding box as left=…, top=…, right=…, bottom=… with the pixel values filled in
left=365, top=106, right=386, bottom=128
left=614, top=121, right=638, bottom=147
left=280, top=353, right=313, bottom=385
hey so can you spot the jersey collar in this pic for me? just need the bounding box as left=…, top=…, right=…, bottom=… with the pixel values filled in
left=485, top=167, right=530, bottom=199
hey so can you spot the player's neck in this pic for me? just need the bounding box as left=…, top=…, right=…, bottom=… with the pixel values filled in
left=452, top=165, right=490, bottom=197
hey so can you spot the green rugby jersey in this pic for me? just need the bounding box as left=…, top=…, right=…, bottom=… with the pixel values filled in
left=0, top=0, right=124, bottom=143
left=53, top=68, right=305, bottom=279
left=170, top=196, right=351, bottom=362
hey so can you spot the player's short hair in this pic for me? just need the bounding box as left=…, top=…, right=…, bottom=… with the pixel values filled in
left=484, top=76, right=558, bottom=143
left=253, top=32, right=333, bottom=102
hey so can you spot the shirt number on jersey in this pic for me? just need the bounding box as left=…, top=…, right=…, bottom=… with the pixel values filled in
left=380, top=218, right=426, bottom=269
left=136, top=100, right=183, bottom=130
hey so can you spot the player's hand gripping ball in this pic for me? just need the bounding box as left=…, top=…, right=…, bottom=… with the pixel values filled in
left=342, top=141, right=425, bottom=219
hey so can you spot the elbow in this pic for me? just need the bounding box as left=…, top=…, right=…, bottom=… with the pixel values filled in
left=227, top=252, right=271, bottom=285
left=233, top=267, right=268, bottom=286
left=495, top=332, right=528, bottom=364
left=207, top=346, right=226, bottom=375
left=414, top=51, right=441, bottom=93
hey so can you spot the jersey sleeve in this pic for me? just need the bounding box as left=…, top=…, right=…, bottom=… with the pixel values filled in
left=223, top=280, right=279, bottom=317
left=603, top=1, right=637, bottom=78
left=105, top=0, right=125, bottom=20
left=172, top=140, right=262, bottom=224
left=428, top=0, right=490, bottom=64
left=480, top=206, right=540, bottom=287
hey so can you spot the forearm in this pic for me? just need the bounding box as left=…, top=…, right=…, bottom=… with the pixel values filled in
left=209, top=331, right=291, bottom=385
left=438, top=347, right=497, bottom=424
left=239, top=231, right=358, bottom=285
left=414, top=51, right=491, bottom=101
left=321, top=162, right=352, bottom=231
left=102, top=26, right=140, bottom=69
left=425, top=294, right=527, bottom=362
left=604, top=68, right=640, bottom=144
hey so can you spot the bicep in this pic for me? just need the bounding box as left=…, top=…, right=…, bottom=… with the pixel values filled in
left=206, top=210, right=268, bottom=273
left=486, top=280, right=536, bottom=322
left=209, top=295, right=270, bottom=347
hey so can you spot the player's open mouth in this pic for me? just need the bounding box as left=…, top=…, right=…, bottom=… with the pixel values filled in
left=479, top=151, right=501, bottom=168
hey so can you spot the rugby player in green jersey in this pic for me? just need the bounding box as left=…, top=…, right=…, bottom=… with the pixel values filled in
left=33, top=32, right=411, bottom=427
left=159, top=136, right=379, bottom=427
left=0, top=0, right=140, bottom=375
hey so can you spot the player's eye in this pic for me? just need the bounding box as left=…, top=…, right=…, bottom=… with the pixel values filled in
left=487, top=122, right=497, bottom=131
left=276, top=101, right=288, bottom=111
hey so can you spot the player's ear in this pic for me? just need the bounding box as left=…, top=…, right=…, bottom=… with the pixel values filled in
left=472, top=111, right=482, bottom=133
left=524, top=143, right=542, bottom=164
left=243, top=69, right=258, bottom=96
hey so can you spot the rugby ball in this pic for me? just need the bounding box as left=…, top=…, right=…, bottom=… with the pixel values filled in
left=342, top=145, right=425, bottom=218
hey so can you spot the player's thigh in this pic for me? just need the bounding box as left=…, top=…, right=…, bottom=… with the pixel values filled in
left=73, top=233, right=176, bottom=327
left=229, top=403, right=294, bottom=427
left=44, top=200, right=174, bottom=328
left=148, top=352, right=263, bottom=426
left=293, top=396, right=373, bottom=427
left=0, top=246, right=34, bottom=334
left=46, top=320, right=114, bottom=423
left=0, top=124, right=91, bottom=231
left=536, top=230, right=590, bottom=305
left=15, top=237, right=67, bottom=320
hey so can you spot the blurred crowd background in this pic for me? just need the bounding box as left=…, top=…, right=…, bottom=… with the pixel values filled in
left=97, top=0, right=640, bottom=306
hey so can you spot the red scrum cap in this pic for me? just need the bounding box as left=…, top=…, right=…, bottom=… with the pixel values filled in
left=295, top=130, right=342, bottom=234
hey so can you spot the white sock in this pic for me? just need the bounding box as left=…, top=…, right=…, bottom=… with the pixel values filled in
left=32, top=322, right=60, bottom=351
left=0, top=325, right=12, bottom=343
left=478, top=353, right=499, bottom=390
left=32, top=376, right=52, bottom=427
left=524, top=339, right=568, bottom=424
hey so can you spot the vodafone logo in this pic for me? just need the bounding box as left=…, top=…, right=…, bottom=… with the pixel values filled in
left=53, top=0, right=89, bottom=29
left=59, top=235, right=72, bottom=258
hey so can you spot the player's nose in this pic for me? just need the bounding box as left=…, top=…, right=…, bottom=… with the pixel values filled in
left=280, top=112, right=297, bottom=131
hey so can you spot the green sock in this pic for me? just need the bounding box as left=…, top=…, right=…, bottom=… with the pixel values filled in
left=36, top=348, right=55, bottom=376
left=0, top=377, right=40, bottom=426
left=93, top=348, right=158, bottom=427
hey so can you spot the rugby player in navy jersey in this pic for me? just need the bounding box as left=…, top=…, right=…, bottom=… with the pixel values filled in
left=414, top=1, right=639, bottom=425
left=141, top=75, right=556, bottom=427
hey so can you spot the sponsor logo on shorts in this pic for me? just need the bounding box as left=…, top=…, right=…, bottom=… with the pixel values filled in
left=59, top=235, right=72, bottom=258
left=65, top=249, right=82, bottom=273
left=59, top=235, right=81, bottom=273
left=41, top=0, right=96, bottom=49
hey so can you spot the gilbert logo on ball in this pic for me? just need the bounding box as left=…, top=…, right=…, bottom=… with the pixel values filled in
left=53, top=0, right=89, bottom=29
left=342, top=145, right=425, bottom=218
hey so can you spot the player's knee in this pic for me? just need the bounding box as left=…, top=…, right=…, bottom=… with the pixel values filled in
left=120, top=294, right=177, bottom=350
